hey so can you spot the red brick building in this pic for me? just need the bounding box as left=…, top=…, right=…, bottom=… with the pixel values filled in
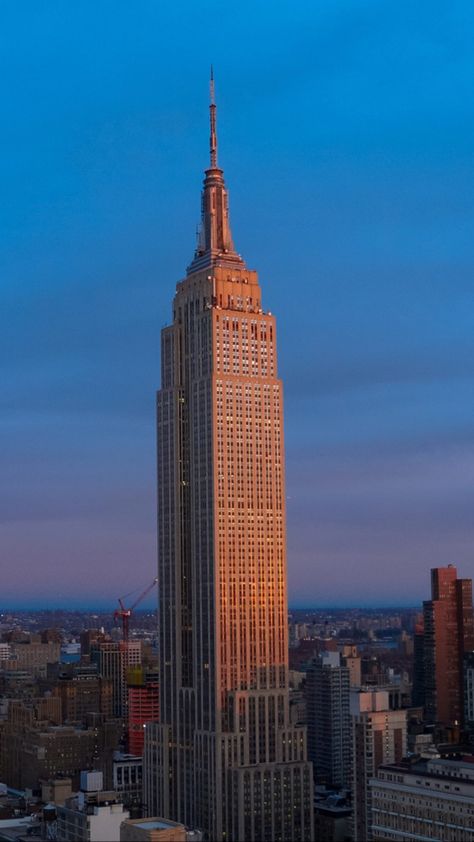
left=423, top=565, right=474, bottom=728
left=128, top=668, right=159, bottom=756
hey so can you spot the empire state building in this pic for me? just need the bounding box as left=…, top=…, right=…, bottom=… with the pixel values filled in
left=145, top=75, right=314, bottom=842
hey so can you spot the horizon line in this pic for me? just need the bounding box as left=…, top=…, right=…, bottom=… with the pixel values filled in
left=0, top=602, right=421, bottom=613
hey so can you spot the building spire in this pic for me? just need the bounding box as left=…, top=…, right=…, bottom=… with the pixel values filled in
left=209, top=65, right=217, bottom=168
left=186, top=70, right=244, bottom=274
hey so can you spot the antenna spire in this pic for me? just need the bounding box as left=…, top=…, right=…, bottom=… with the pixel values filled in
left=186, top=70, right=245, bottom=273
left=209, top=65, right=217, bottom=168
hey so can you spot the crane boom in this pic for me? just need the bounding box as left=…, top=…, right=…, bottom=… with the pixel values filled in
left=130, top=577, right=158, bottom=612
left=114, top=577, right=158, bottom=642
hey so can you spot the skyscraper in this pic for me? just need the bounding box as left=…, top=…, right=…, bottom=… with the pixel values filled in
left=306, top=651, right=351, bottom=789
left=423, top=565, right=474, bottom=728
left=150, top=75, right=314, bottom=841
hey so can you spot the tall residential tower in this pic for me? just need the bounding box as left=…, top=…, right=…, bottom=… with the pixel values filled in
left=423, top=565, right=474, bottom=728
left=306, top=651, right=352, bottom=789
left=149, top=75, right=314, bottom=842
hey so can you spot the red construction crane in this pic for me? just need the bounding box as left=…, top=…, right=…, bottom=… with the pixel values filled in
left=114, top=577, right=158, bottom=642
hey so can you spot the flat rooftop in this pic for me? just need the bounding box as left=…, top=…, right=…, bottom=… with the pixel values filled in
left=137, top=819, right=176, bottom=830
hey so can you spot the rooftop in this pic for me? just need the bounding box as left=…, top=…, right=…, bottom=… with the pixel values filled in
left=124, top=818, right=185, bottom=830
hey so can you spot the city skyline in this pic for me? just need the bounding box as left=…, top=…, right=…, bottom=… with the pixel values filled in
left=2, top=2, right=474, bottom=609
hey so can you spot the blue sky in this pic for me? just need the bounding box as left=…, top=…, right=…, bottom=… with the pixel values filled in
left=1, top=0, right=473, bottom=608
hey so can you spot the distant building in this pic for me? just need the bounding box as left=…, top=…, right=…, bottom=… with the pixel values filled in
left=3, top=720, right=122, bottom=790
left=423, top=565, right=474, bottom=728
left=91, top=642, right=126, bottom=718
left=124, top=642, right=142, bottom=669
left=91, top=641, right=142, bottom=719
left=60, top=641, right=81, bottom=663
left=351, top=689, right=407, bottom=842
left=370, top=756, right=474, bottom=841
left=7, top=641, right=61, bottom=676
left=127, top=667, right=159, bottom=756
left=464, top=652, right=474, bottom=738
left=306, top=652, right=351, bottom=789
left=80, top=629, right=109, bottom=657
left=314, top=791, right=351, bottom=842
left=289, top=637, right=338, bottom=673
left=340, top=645, right=361, bottom=688
left=120, top=817, right=186, bottom=842
left=0, top=642, right=11, bottom=661
left=55, top=664, right=113, bottom=722
left=412, top=621, right=425, bottom=707
left=7, top=695, right=62, bottom=730
left=41, top=776, right=73, bottom=806
left=113, top=751, right=142, bottom=810
left=41, top=628, right=63, bottom=644
left=288, top=670, right=307, bottom=727
left=57, top=771, right=129, bottom=842
left=399, top=629, right=414, bottom=657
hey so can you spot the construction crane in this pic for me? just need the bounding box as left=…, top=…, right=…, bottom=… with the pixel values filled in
left=114, top=577, right=158, bottom=642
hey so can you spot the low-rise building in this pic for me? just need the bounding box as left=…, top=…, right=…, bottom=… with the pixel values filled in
left=120, top=817, right=186, bottom=842
left=314, top=791, right=351, bottom=842
left=8, top=642, right=61, bottom=676
left=40, top=776, right=72, bottom=806
left=54, top=664, right=113, bottom=723
left=3, top=720, right=122, bottom=790
left=370, top=756, right=474, bottom=841
left=113, top=752, right=142, bottom=810
left=57, top=770, right=129, bottom=842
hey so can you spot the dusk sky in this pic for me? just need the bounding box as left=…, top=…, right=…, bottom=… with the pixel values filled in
left=2, top=1, right=474, bottom=608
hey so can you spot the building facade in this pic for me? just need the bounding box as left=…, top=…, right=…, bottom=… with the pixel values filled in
left=150, top=76, right=314, bottom=841
left=120, top=818, right=187, bottom=842
left=57, top=772, right=129, bottom=842
left=423, top=565, right=474, bottom=727
left=351, top=690, right=407, bottom=842
left=370, top=757, right=474, bottom=841
left=8, top=641, right=61, bottom=676
left=306, top=652, right=351, bottom=789
left=55, top=665, right=113, bottom=722
left=91, top=642, right=125, bottom=718
left=412, top=620, right=425, bottom=708
left=464, top=652, right=474, bottom=738
left=127, top=667, right=159, bottom=755
left=113, top=752, right=143, bottom=810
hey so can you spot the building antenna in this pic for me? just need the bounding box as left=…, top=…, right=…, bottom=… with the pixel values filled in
left=210, top=65, right=217, bottom=168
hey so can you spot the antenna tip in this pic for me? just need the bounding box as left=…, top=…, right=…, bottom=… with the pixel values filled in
left=210, top=65, right=216, bottom=106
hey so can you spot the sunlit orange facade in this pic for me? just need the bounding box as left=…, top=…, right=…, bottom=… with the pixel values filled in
left=150, top=78, right=313, bottom=841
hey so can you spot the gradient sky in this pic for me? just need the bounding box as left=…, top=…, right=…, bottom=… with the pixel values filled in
left=1, top=1, right=474, bottom=609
